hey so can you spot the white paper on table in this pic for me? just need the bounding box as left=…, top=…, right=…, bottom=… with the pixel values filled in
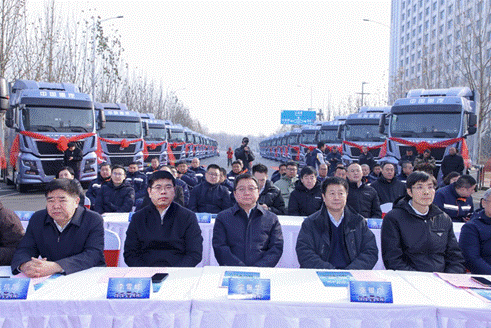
left=434, top=272, right=491, bottom=289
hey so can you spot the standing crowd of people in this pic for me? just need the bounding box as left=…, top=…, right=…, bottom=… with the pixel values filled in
left=2, top=140, right=490, bottom=279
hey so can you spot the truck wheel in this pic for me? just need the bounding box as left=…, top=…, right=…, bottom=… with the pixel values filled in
left=15, top=179, right=28, bottom=193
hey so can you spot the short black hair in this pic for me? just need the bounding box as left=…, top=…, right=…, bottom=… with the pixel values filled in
left=129, top=162, right=139, bottom=167
left=286, top=161, right=298, bottom=168
left=317, top=141, right=325, bottom=148
left=148, top=170, right=176, bottom=188
left=252, top=163, right=268, bottom=174
left=111, top=164, right=126, bottom=175
left=176, top=160, right=187, bottom=166
left=279, top=163, right=287, bottom=169
left=100, top=162, right=111, bottom=170
left=400, top=160, right=412, bottom=169
left=242, top=137, right=249, bottom=144
left=335, top=166, right=347, bottom=172
left=423, top=149, right=431, bottom=154
left=443, top=171, right=461, bottom=185
left=67, top=141, right=76, bottom=148
left=232, top=160, right=242, bottom=166
left=300, top=166, right=316, bottom=178
left=454, top=174, right=477, bottom=189
left=151, top=157, right=160, bottom=162
left=56, top=166, right=75, bottom=179
left=45, top=178, right=82, bottom=198
left=219, top=167, right=227, bottom=176
left=321, top=177, right=349, bottom=194
left=207, top=164, right=220, bottom=171
left=234, top=173, right=258, bottom=190
left=406, top=171, right=436, bottom=190
left=373, top=163, right=381, bottom=168
left=381, top=162, right=396, bottom=170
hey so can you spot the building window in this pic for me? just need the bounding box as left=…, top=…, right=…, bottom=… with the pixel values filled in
left=488, top=31, right=491, bottom=42
left=477, top=1, right=483, bottom=13
left=447, top=19, right=452, bottom=30
left=425, top=20, right=429, bottom=29
left=424, top=33, right=429, bottom=42
left=417, top=63, right=421, bottom=72
left=411, top=54, right=415, bottom=62
left=425, top=7, right=430, bottom=16
left=401, top=36, right=405, bottom=44
left=418, top=12, right=422, bottom=21
left=477, top=19, right=481, bottom=30
left=432, top=29, right=436, bottom=38
left=440, top=10, right=445, bottom=20
left=418, top=25, right=422, bottom=33
left=402, top=13, right=405, bottom=20
left=447, top=34, right=452, bottom=44
left=439, top=25, right=444, bottom=34
left=439, top=39, right=443, bottom=48
left=401, top=25, right=405, bottom=32
left=412, top=29, right=416, bottom=37
left=412, top=41, right=415, bottom=49
left=417, top=50, right=421, bottom=58
left=431, top=43, right=435, bottom=52
left=400, top=60, right=404, bottom=67
left=418, top=37, right=422, bottom=46
left=432, top=15, right=436, bottom=25
left=400, top=49, right=404, bottom=56
left=432, top=2, right=437, bottom=11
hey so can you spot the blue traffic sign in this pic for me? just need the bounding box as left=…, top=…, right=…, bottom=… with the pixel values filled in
left=281, top=110, right=316, bottom=125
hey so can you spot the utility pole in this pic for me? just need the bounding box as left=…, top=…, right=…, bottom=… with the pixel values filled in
left=357, top=82, right=369, bottom=107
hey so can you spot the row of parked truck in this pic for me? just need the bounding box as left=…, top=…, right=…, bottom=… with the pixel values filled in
left=0, top=79, right=218, bottom=192
left=260, top=87, right=478, bottom=176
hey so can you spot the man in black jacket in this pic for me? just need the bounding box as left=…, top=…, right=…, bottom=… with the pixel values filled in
left=212, top=173, right=283, bottom=267
left=124, top=171, right=203, bottom=267
left=346, top=163, right=382, bottom=218
left=235, top=137, right=255, bottom=172
left=381, top=171, right=465, bottom=273
left=176, top=160, right=199, bottom=190
left=126, top=162, right=148, bottom=203
left=358, top=146, right=375, bottom=170
left=441, top=147, right=465, bottom=177
left=11, top=179, right=105, bottom=276
left=188, top=164, right=232, bottom=213
left=252, top=163, right=286, bottom=215
left=288, top=166, right=323, bottom=216
left=295, top=177, right=378, bottom=269
left=63, top=142, right=83, bottom=180
left=94, top=165, right=135, bottom=214
left=0, top=201, right=24, bottom=266
left=86, top=163, right=112, bottom=208
left=370, top=162, right=406, bottom=205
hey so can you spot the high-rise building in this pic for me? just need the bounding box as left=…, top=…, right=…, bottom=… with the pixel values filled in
left=388, top=0, right=491, bottom=103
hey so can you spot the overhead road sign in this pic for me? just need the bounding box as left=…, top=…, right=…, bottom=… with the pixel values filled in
left=281, top=110, right=316, bottom=125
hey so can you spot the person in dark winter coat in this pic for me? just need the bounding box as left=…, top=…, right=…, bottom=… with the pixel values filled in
left=145, top=157, right=161, bottom=175
left=326, top=147, right=342, bottom=175
left=252, top=164, right=286, bottom=215
left=346, top=163, right=382, bottom=218
left=227, top=160, right=244, bottom=183
left=434, top=175, right=476, bottom=222
left=126, top=162, right=148, bottom=201
left=459, top=189, right=491, bottom=274
left=0, top=201, right=24, bottom=266
left=86, top=163, right=112, bottom=207
left=94, top=165, right=135, bottom=214
left=189, top=157, right=206, bottom=182
left=136, top=166, right=186, bottom=210
left=288, top=166, right=323, bottom=216
left=188, top=164, right=232, bottom=213
left=305, top=142, right=327, bottom=169
left=213, top=174, right=283, bottom=267
left=176, top=160, right=199, bottom=189
left=441, top=147, right=465, bottom=178
left=219, top=167, right=234, bottom=193
left=295, top=177, right=378, bottom=270
left=397, top=161, right=413, bottom=183
left=399, top=149, right=416, bottom=166
left=271, top=163, right=287, bottom=184
left=370, top=162, right=406, bottom=205
left=381, top=171, right=465, bottom=273
left=235, top=137, right=255, bottom=172
left=63, top=142, right=83, bottom=179
left=358, top=146, right=375, bottom=170
left=11, top=179, right=105, bottom=276
left=124, top=171, right=203, bottom=267
left=367, top=163, right=382, bottom=183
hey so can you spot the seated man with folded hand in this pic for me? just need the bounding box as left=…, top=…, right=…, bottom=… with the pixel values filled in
left=11, top=179, right=105, bottom=277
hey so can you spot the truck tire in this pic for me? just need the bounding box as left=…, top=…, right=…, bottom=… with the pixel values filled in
left=15, top=177, right=28, bottom=193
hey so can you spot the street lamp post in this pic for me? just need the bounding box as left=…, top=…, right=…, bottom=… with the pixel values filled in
left=357, top=82, right=369, bottom=107
left=91, top=15, right=123, bottom=100
left=362, top=18, right=390, bottom=29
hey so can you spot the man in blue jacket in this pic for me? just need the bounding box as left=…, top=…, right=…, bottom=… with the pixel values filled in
left=434, top=174, right=476, bottom=222
left=124, top=170, right=203, bottom=267
left=126, top=162, right=148, bottom=204
left=11, top=179, right=105, bottom=276
left=94, top=165, right=135, bottom=214
left=86, top=163, right=112, bottom=207
left=295, top=177, right=378, bottom=269
left=213, top=173, right=284, bottom=267
left=176, top=160, right=199, bottom=190
left=188, top=164, right=232, bottom=213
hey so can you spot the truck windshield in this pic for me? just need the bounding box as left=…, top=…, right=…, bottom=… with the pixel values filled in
left=146, top=127, right=166, bottom=141
left=300, top=132, right=316, bottom=144
left=22, top=107, right=94, bottom=132
left=318, top=129, right=340, bottom=143
left=169, top=130, right=185, bottom=142
left=99, top=121, right=142, bottom=138
left=345, top=124, right=385, bottom=142
left=390, top=113, right=460, bottom=138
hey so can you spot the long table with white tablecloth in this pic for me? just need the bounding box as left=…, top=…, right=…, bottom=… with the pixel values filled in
left=3, top=265, right=491, bottom=328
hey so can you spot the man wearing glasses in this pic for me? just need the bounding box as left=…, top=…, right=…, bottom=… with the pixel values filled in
left=212, top=173, right=284, bottom=267
left=124, top=171, right=203, bottom=267
left=381, top=171, right=465, bottom=273
left=188, top=164, right=232, bottom=214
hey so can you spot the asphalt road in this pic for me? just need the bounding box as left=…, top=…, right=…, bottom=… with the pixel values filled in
left=0, top=151, right=280, bottom=212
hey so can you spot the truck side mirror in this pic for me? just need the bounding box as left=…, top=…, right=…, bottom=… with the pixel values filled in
left=0, top=77, right=9, bottom=112
left=5, top=107, right=13, bottom=128
left=379, top=114, right=386, bottom=134
left=144, top=121, right=149, bottom=136
left=97, top=110, right=106, bottom=130
left=467, top=113, right=477, bottom=135
left=337, top=125, right=343, bottom=140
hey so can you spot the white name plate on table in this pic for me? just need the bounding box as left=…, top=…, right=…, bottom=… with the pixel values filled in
left=317, top=271, right=353, bottom=287
left=349, top=281, right=393, bottom=303
left=228, top=278, right=270, bottom=300
left=107, top=278, right=151, bottom=299
left=221, top=271, right=260, bottom=287
left=0, top=278, right=30, bottom=300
